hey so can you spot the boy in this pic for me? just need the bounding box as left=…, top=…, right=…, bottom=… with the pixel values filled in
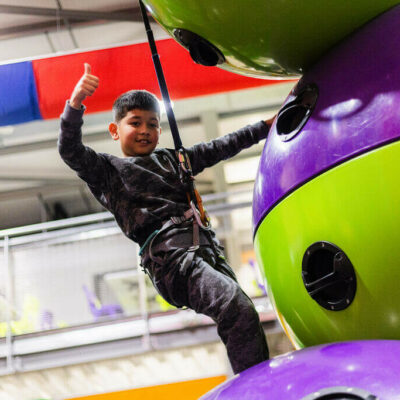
left=59, top=63, right=274, bottom=374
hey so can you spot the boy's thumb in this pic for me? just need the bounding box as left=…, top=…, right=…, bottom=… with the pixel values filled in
left=84, top=63, right=91, bottom=75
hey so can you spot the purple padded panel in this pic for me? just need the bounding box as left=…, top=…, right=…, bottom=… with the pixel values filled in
left=253, top=5, right=400, bottom=230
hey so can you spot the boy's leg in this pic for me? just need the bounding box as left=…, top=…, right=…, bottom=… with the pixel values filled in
left=185, top=252, right=269, bottom=374
left=148, top=248, right=269, bottom=374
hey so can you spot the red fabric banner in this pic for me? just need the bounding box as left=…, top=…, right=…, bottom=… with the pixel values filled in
left=32, top=39, right=283, bottom=119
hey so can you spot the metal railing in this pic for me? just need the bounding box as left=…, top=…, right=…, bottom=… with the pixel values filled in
left=0, top=188, right=274, bottom=374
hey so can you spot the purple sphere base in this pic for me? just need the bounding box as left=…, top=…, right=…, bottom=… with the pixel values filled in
left=201, top=341, right=400, bottom=400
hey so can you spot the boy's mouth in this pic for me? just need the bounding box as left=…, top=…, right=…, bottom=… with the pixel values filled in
left=136, top=139, right=151, bottom=144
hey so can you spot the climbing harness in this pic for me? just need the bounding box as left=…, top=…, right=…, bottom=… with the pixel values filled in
left=138, top=0, right=213, bottom=263
left=140, top=208, right=204, bottom=265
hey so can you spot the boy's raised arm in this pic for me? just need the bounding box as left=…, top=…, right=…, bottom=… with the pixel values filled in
left=58, top=64, right=110, bottom=190
left=186, top=116, right=275, bottom=176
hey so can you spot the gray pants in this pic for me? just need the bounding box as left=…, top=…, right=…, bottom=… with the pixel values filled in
left=142, top=226, right=269, bottom=374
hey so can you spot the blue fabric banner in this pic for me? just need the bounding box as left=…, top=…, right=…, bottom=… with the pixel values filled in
left=0, top=61, right=42, bottom=126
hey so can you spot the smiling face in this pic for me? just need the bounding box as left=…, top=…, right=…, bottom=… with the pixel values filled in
left=109, top=109, right=161, bottom=157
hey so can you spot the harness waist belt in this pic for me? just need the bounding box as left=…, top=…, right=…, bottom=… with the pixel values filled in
left=139, top=208, right=211, bottom=265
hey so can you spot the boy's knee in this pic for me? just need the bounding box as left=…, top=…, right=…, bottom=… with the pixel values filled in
left=221, top=288, right=258, bottom=320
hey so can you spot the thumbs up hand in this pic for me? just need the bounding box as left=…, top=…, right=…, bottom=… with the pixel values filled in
left=70, top=63, right=99, bottom=110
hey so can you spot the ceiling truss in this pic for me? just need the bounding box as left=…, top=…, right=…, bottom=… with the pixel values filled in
left=0, top=3, right=152, bottom=40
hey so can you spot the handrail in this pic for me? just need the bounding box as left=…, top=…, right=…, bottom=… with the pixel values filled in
left=0, top=211, right=111, bottom=238
left=0, top=189, right=253, bottom=239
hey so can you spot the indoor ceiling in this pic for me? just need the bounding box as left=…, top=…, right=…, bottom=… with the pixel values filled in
left=0, top=0, right=162, bottom=61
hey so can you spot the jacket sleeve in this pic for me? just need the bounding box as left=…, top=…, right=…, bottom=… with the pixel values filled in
left=58, top=101, right=110, bottom=190
left=185, top=120, right=270, bottom=175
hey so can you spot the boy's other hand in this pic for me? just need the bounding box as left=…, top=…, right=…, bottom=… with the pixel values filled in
left=264, top=113, right=277, bottom=128
left=70, top=63, right=99, bottom=110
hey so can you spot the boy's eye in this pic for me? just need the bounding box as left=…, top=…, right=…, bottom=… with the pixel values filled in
left=131, top=122, right=140, bottom=127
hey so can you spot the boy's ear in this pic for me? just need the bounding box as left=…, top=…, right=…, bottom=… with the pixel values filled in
left=108, top=123, right=119, bottom=141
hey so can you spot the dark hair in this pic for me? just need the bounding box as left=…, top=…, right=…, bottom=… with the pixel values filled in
left=112, top=90, right=160, bottom=122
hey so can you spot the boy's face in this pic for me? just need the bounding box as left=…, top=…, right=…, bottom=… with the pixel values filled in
left=109, top=109, right=161, bottom=157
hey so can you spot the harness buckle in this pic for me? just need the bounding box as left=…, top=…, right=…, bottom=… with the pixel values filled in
left=190, top=201, right=211, bottom=231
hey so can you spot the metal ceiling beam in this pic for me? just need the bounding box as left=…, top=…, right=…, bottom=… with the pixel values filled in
left=0, top=5, right=141, bottom=22
left=0, top=20, right=75, bottom=40
left=0, top=6, right=149, bottom=41
left=0, top=175, right=77, bottom=183
left=0, top=178, right=212, bottom=202
left=0, top=182, right=85, bottom=201
left=0, top=131, right=261, bottom=161
left=0, top=101, right=281, bottom=157
left=0, top=131, right=109, bottom=156
left=0, top=117, right=200, bottom=157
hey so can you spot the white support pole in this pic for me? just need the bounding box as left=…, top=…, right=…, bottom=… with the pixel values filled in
left=137, top=246, right=152, bottom=350
left=4, top=235, right=14, bottom=373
